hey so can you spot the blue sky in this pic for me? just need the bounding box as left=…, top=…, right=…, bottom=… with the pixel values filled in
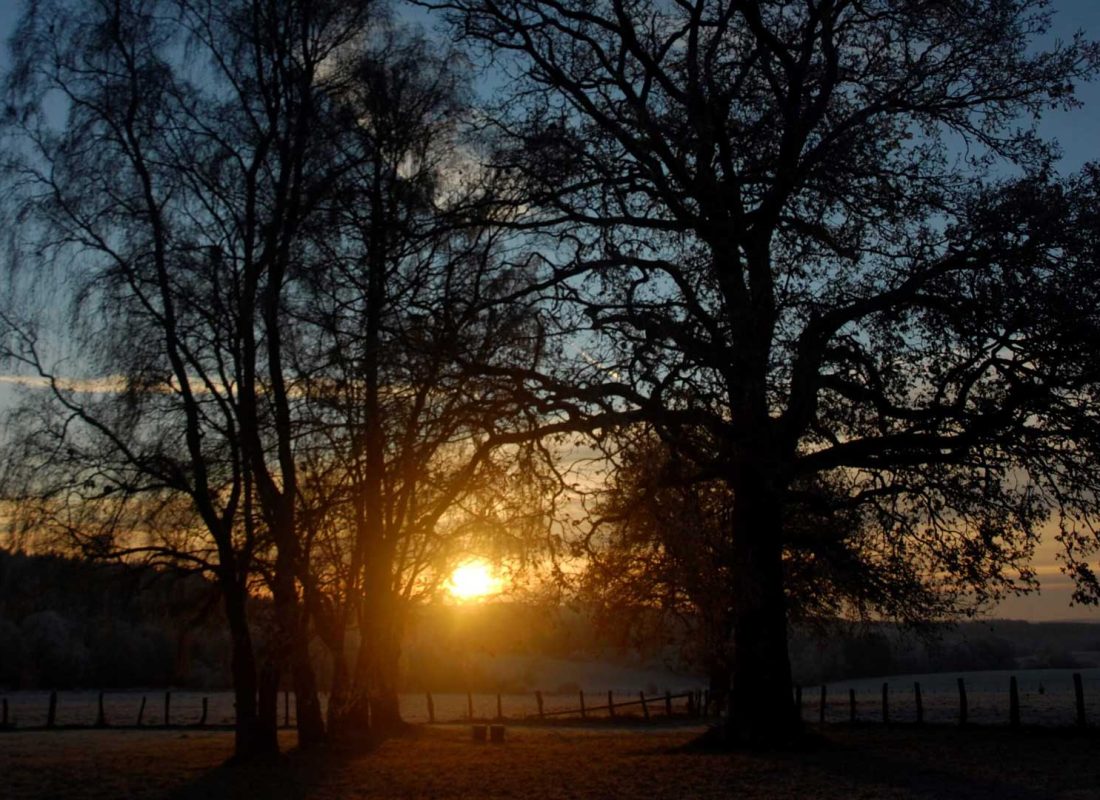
left=0, top=1, right=1097, bottom=621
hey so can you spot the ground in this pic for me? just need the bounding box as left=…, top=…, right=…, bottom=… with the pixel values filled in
left=1, top=722, right=1098, bottom=799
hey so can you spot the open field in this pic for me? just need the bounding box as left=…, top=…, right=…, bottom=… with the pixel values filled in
left=2, top=722, right=1099, bottom=799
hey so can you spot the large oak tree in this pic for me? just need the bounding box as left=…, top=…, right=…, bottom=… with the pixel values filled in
left=435, top=0, right=1100, bottom=743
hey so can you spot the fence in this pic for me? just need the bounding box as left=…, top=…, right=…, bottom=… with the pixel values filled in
left=2, top=671, right=1096, bottom=730
left=0, top=687, right=711, bottom=731
left=800, top=671, right=1094, bottom=728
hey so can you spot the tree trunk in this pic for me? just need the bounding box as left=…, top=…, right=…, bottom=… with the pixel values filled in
left=725, top=473, right=800, bottom=745
left=349, top=591, right=405, bottom=736
left=272, top=546, right=326, bottom=747
left=257, top=660, right=279, bottom=753
left=223, top=584, right=275, bottom=760
left=325, top=637, right=351, bottom=736
left=291, top=639, right=326, bottom=746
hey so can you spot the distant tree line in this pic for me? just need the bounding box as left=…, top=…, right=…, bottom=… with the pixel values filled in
left=0, top=551, right=231, bottom=689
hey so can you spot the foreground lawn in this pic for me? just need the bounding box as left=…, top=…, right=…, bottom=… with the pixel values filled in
left=1, top=722, right=1098, bottom=799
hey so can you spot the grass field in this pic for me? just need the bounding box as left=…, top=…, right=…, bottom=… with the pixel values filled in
left=2, top=721, right=1099, bottom=799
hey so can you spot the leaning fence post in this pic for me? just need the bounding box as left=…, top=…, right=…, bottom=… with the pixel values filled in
left=665, top=691, right=673, bottom=717
left=1073, top=673, right=1086, bottom=727
left=1009, top=676, right=1020, bottom=728
left=47, top=691, right=57, bottom=728
left=137, top=696, right=147, bottom=726
left=535, top=691, right=544, bottom=720
left=199, top=697, right=208, bottom=726
left=957, top=678, right=968, bottom=726
left=579, top=690, right=586, bottom=720
left=96, top=691, right=107, bottom=728
left=881, top=683, right=889, bottom=725
left=164, top=691, right=171, bottom=727
left=819, top=685, right=827, bottom=725
left=639, top=692, right=650, bottom=722
left=426, top=692, right=435, bottom=724
left=607, top=690, right=615, bottom=719
left=849, top=688, right=856, bottom=724
left=914, top=682, right=923, bottom=725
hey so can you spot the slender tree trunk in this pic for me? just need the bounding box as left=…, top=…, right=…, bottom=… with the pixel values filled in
left=725, top=465, right=800, bottom=745
left=349, top=586, right=405, bottom=736
left=365, top=611, right=404, bottom=733
left=272, top=543, right=326, bottom=747
left=291, top=635, right=326, bottom=745
left=257, top=660, right=279, bottom=752
left=223, top=584, right=274, bottom=760
left=326, top=640, right=350, bottom=736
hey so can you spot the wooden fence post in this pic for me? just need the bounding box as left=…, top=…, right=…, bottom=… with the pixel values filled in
left=467, top=692, right=475, bottom=721
left=607, top=690, right=615, bottom=719
left=957, top=678, right=968, bottom=726
left=665, top=691, right=673, bottom=717
left=795, top=685, right=802, bottom=721
left=200, top=697, right=208, bottom=726
left=881, top=683, right=889, bottom=725
left=638, top=692, right=650, bottom=722
left=47, top=691, right=57, bottom=728
left=849, top=688, right=856, bottom=724
left=96, top=691, right=107, bottom=728
left=426, top=692, right=435, bottom=724
left=1009, top=676, right=1020, bottom=728
left=914, top=682, right=923, bottom=725
left=1073, top=673, right=1085, bottom=728
left=686, top=690, right=695, bottom=716
left=164, top=691, right=171, bottom=727
left=497, top=693, right=503, bottom=721
left=137, top=696, right=146, bottom=726
left=819, top=685, right=827, bottom=725
left=579, top=690, right=586, bottom=720
left=284, top=691, right=290, bottom=728
left=535, top=691, right=544, bottom=720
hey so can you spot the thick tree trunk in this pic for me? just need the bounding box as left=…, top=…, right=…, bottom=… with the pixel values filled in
left=725, top=473, right=800, bottom=745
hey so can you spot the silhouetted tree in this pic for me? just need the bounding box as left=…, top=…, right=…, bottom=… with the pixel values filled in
left=435, top=0, right=1100, bottom=743
left=292, top=29, right=564, bottom=737
left=1, top=0, right=378, bottom=755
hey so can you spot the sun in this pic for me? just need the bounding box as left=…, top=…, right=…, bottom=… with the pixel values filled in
left=447, top=559, right=502, bottom=601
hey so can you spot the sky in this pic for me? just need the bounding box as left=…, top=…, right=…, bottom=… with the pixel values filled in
left=0, top=1, right=1098, bottom=622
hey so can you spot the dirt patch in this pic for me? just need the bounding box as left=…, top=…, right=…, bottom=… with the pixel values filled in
left=1, top=723, right=1098, bottom=799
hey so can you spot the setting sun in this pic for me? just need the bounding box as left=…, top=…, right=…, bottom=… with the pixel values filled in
left=447, top=559, right=502, bottom=601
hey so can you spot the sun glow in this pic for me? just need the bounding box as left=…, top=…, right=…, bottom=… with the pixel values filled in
left=447, top=559, right=502, bottom=601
